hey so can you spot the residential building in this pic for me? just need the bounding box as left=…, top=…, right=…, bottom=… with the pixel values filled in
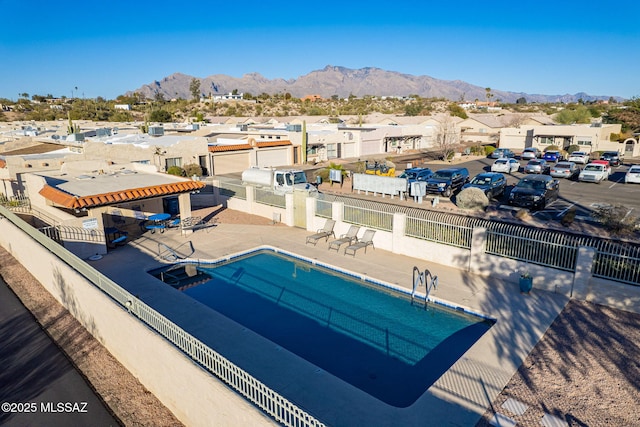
left=499, top=123, right=630, bottom=155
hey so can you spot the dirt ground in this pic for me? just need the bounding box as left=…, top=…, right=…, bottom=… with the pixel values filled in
left=2, top=207, right=639, bottom=426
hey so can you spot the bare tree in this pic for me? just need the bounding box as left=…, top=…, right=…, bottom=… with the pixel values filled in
left=506, top=114, right=529, bottom=128
left=436, top=116, right=460, bottom=160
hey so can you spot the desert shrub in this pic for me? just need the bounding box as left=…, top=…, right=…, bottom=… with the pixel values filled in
left=592, top=205, right=639, bottom=236
left=183, top=163, right=203, bottom=177
left=484, top=146, right=496, bottom=156
left=470, top=145, right=484, bottom=155
left=544, top=145, right=560, bottom=152
left=566, top=145, right=580, bottom=154
left=455, top=187, right=489, bottom=211
left=166, top=166, right=185, bottom=176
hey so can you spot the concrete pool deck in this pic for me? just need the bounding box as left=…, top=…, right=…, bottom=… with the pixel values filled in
left=88, top=222, right=569, bottom=426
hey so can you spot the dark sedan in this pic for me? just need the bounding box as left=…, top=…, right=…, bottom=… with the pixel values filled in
left=463, top=172, right=506, bottom=199
left=508, top=174, right=560, bottom=210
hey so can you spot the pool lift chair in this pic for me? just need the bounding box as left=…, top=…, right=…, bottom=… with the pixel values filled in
left=306, top=219, right=336, bottom=245
left=344, top=229, right=376, bottom=257
left=328, top=225, right=360, bottom=252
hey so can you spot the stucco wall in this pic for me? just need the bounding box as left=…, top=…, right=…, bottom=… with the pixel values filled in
left=0, top=218, right=275, bottom=427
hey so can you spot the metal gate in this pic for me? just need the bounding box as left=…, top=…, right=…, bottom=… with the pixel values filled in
left=293, top=189, right=307, bottom=228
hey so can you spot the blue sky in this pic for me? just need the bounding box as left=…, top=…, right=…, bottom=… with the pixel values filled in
left=1, top=0, right=638, bottom=100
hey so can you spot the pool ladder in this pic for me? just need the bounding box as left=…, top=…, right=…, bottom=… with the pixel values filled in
left=411, top=266, right=438, bottom=309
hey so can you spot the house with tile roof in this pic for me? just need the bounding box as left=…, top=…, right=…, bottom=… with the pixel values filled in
left=19, top=160, right=205, bottom=258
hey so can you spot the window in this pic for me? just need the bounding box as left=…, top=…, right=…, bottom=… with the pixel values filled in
left=540, top=137, right=554, bottom=145
left=165, top=157, right=182, bottom=168
left=326, top=143, right=338, bottom=159
left=577, top=139, right=592, bottom=146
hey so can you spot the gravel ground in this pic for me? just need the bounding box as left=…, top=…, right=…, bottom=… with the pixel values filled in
left=2, top=206, right=639, bottom=426
left=476, top=300, right=640, bottom=427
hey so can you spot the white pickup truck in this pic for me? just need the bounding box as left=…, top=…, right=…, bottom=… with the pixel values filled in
left=578, top=162, right=610, bottom=183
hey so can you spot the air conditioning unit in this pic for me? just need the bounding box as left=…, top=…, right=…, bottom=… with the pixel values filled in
left=149, top=126, right=165, bottom=136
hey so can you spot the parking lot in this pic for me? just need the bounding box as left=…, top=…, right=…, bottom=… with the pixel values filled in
left=421, top=156, right=640, bottom=223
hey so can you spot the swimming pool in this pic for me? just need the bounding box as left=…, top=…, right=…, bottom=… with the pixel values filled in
left=152, top=248, right=494, bottom=407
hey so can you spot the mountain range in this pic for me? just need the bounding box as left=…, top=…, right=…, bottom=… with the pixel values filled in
left=130, top=65, right=617, bottom=104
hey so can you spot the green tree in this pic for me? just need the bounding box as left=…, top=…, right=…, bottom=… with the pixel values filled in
left=149, top=109, right=172, bottom=122
left=604, top=96, right=640, bottom=133
left=448, top=103, right=468, bottom=119
left=189, top=78, right=201, bottom=100
left=404, top=101, right=424, bottom=116
left=554, top=105, right=592, bottom=124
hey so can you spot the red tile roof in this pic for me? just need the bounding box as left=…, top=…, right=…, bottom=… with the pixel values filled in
left=208, top=143, right=252, bottom=152
left=256, top=140, right=292, bottom=148
left=39, top=180, right=205, bottom=209
left=208, top=140, right=292, bottom=152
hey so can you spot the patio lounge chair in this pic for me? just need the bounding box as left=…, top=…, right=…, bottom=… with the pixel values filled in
left=306, top=219, right=336, bottom=245
left=344, top=229, right=376, bottom=257
left=328, top=225, right=360, bottom=252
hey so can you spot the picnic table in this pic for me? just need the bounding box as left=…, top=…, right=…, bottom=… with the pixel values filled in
left=146, top=213, right=171, bottom=233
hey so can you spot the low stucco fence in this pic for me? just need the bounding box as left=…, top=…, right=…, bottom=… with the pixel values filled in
left=0, top=208, right=323, bottom=427
left=214, top=179, right=640, bottom=312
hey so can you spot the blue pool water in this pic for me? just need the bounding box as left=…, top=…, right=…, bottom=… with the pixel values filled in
left=154, top=249, right=493, bottom=407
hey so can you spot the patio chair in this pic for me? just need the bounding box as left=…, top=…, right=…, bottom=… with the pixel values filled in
left=166, top=217, right=181, bottom=228
left=344, top=229, right=376, bottom=257
left=107, top=234, right=128, bottom=249
left=328, top=225, right=360, bottom=252
left=306, top=219, right=336, bottom=245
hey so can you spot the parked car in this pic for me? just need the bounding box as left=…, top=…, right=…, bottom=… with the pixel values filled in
left=491, top=158, right=520, bottom=174
left=463, top=172, right=506, bottom=199
left=400, top=167, right=433, bottom=195
left=543, top=150, right=563, bottom=162
left=508, top=174, right=560, bottom=209
left=520, top=147, right=541, bottom=160
left=568, top=151, right=589, bottom=164
left=600, top=151, right=623, bottom=167
left=524, top=159, right=550, bottom=174
left=550, top=161, right=580, bottom=180
left=589, top=160, right=612, bottom=176
left=490, top=148, right=515, bottom=159
left=578, top=162, right=610, bottom=183
left=625, top=165, right=640, bottom=184
left=425, top=167, right=470, bottom=198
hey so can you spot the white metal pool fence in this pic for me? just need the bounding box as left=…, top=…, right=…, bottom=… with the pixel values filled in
left=0, top=206, right=325, bottom=427
left=39, top=225, right=106, bottom=244
left=217, top=177, right=247, bottom=200
left=311, top=192, right=640, bottom=285
left=255, top=187, right=287, bottom=208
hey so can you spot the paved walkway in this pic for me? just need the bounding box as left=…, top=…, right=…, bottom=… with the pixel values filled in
left=0, top=278, right=119, bottom=427
left=85, top=221, right=573, bottom=426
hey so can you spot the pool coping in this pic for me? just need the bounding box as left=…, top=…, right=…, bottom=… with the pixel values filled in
left=92, top=222, right=569, bottom=426
left=176, top=244, right=498, bottom=323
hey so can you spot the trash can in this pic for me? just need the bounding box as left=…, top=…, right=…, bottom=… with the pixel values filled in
left=316, top=176, right=322, bottom=185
